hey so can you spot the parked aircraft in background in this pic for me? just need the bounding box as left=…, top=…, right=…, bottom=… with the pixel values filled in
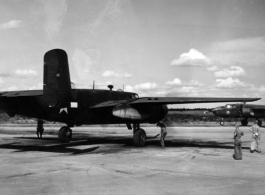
left=0, top=49, right=261, bottom=146
left=211, top=104, right=265, bottom=126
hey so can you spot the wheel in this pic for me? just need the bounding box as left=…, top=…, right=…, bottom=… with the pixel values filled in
left=58, top=126, right=72, bottom=143
left=220, top=120, right=225, bottom=126
left=133, top=129, right=146, bottom=147
left=257, top=119, right=262, bottom=127
left=241, top=119, right=248, bottom=126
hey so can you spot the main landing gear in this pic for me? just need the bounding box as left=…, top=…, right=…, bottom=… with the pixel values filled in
left=132, top=124, right=146, bottom=147
left=58, top=126, right=72, bottom=143
left=241, top=118, right=248, bottom=126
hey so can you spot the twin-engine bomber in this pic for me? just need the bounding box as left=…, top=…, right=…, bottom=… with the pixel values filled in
left=0, top=49, right=260, bottom=147
left=211, top=104, right=265, bottom=126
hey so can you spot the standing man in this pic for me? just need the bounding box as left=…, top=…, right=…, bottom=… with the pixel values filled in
left=233, top=123, right=244, bottom=160
left=36, top=119, right=44, bottom=139
left=157, top=122, right=167, bottom=148
left=249, top=120, right=261, bottom=153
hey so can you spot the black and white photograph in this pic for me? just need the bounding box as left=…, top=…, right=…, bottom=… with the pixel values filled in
left=0, top=0, right=265, bottom=194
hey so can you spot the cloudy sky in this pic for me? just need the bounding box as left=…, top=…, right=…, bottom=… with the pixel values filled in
left=1, top=0, right=265, bottom=108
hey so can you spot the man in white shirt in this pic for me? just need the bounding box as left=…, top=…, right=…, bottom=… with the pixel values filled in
left=249, top=120, right=261, bottom=153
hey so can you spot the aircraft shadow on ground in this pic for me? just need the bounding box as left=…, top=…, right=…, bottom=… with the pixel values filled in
left=0, top=135, right=250, bottom=155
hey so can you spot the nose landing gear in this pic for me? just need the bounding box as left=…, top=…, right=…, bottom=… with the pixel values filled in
left=220, top=118, right=225, bottom=126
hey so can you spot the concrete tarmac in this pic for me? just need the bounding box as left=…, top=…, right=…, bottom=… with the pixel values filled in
left=0, top=125, right=264, bottom=195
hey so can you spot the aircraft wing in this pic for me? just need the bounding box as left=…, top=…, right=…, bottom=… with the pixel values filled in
left=0, top=90, right=43, bottom=97
left=91, top=97, right=260, bottom=108
left=90, top=100, right=129, bottom=108
left=245, top=104, right=265, bottom=110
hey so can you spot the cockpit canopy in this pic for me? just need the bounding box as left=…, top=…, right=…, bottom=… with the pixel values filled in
left=225, top=104, right=237, bottom=109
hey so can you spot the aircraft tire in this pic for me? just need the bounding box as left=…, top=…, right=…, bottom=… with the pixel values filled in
left=58, top=126, right=72, bottom=143
left=133, top=129, right=146, bottom=147
left=241, top=119, right=248, bottom=126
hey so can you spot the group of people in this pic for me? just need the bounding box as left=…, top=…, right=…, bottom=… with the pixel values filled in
left=157, top=120, right=262, bottom=159
left=233, top=119, right=261, bottom=160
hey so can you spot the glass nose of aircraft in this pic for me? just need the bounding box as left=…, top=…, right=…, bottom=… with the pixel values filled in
left=211, top=107, right=222, bottom=115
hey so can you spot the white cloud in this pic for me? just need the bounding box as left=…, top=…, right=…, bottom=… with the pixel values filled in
left=38, top=0, right=67, bottom=38
left=212, top=37, right=265, bottom=52
left=165, top=79, right=202, bottom=88
left=171, top=49, right=211, bottom=66
left=0, top=20, right=23, bottom=30
left=124, top=85, right=134, bottom=92
left=28, top=83, right=43, bottom=90
left=209, top=37, right=265, bottom=66
left=94, top=0, right=121, bottom=28
left=249, top=85, right=265, bottom=94
left=165, top=78, right=182, bottom=86
left=207, top=66, right=218, bottom=71
left=258, top=85, right=265, bottom=93
left=215, top=78, right=245, bottom=88
left=8, top=86, right=18, bottom=91
left=0, top=78, right=3, bottom=85
left=214, top=66, right=246, bottom=78
left=72, top=49, right=92, bottom=80
left=129, top=79, right=206, bottom=97
left=15, top=69, right=38, bottom=76
left=175, top=86, right=194, bottom=94
left=188, top=80, right=203, bottom=86
left=134, top=82, right=158, bottom=91
left=102, top=70, right=132, bottom=78
left=165, top=86, right=198, bottom=96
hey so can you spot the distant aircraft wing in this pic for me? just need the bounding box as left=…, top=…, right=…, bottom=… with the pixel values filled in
left=90, top=97, right=260, bottom=108
left=0, top=90, right=43, bottom=97
left=128, top=97, right=261, bottom=105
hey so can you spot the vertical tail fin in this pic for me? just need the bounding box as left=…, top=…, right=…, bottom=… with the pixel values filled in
left=43, top=49, right=72, bottom=107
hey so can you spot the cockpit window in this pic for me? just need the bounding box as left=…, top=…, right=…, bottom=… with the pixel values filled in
left=226, top=104, right=236, bottom=108
left=129, top=94, right=139, bottom=99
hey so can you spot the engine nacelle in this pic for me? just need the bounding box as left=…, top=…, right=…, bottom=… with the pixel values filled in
left=112, top=105, right=149, bottom=120
left=241, top=107, right=254, bottom=117
left=112, top=104, right=168, bottom=123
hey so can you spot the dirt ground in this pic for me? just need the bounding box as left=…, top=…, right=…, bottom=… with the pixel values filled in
left=0, top=125, right=264, bottom=195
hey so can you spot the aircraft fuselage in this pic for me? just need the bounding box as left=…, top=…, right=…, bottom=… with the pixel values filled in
left=212, top=103, right=265, bottom=119
left=0, top=89, right=168, bottom=126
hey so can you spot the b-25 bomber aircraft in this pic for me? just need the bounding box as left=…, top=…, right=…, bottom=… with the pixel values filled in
left=0, top=49, right=261, bottom=146
left=211, top=103, right=265, bottom=127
